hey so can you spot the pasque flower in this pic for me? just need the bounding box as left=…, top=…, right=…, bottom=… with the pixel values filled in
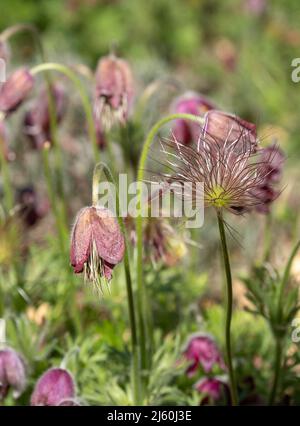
left=183, top=333, right=224, bottom=377
left=171, top=92, right=215, bottom=145
left=23, top=83, right=67, bottom=149
left=94, top=54, right=133, bottom=130
left=0, top=68, right=34, bottom=113
left=195, top=377, right=227, bottom=404
left=70, top=206, right=125, bottom=286
left=0, top=347, right=26, bottom=401
left=31, top=368, right=77, bottom=406
left=161, top=110, right=283, bottom=215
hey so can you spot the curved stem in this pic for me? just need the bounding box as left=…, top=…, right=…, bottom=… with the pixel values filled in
left=136, top=113, right=204, bottom=373
left=268, top=338, right=282, bottom=405
left=278, top=239, right=300, bottom=312
left=92, top=162, right=141, bottom=405
left=31, top=63, right=99, bottom=162
left=217, top=212, right=238, bottom=406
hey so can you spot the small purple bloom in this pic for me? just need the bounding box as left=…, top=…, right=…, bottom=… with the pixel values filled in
left=183, top=333, right=224, bottom=377
left=0, top=347, right=26, bottom=401
left=195, top=377, right=225, bottom=402
left=0, top=68, right=34, bottom=113
left=31, top=368, right=77, bottom=406
left=171, top=92, right=215, bottom=145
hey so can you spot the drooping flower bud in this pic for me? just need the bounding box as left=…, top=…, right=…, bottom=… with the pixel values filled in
left=70, top=206, right=125, bottom=287
left=0, top=68, right=34, bottom=114
left=94, top=54, right=133, bottom=130
left=183, top=333, right=224, bottom=377
left=171, top=92, right=215, bottom=145
left=30, top=368, right=77, bottom=406
left=0, top=347, right=26, bottom=401
left=195, top=377, right=227, bottom=404
left=203, top=110, right=257, bottom=153
left=23, top=83, right=67, bottom=149
left=16, top=185, right=49, bottom=227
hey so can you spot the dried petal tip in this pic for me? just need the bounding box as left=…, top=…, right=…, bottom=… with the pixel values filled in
left=0, top=347, right=26, bottom=401
left=183, top=333, right=224, bottom=377
left=0, top=68, right=34, bottom=114
left=30, top=368, right=78, bottom=406
left=70, top=206, right=125, bottom=287
left=94, top=55, right=133, bottom=130
left=171, top=92, right=215, bottom=145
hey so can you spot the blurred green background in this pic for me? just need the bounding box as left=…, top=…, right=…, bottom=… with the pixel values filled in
left=1, top=0, right=300, bottom=157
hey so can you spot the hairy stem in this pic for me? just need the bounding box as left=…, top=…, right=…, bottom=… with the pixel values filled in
left=268, top=338, right=282, bottom=405
left=217, top=212, right=238, bottom=406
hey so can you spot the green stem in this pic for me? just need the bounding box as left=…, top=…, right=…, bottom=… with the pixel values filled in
left=31, top=63, right=99, bottom=162
left=0, top=141, right=13, bottom=212
left=136, top=113, right=204, bottom=374
left=217, top=212, right=238, bottom=406
left=268, top=338, right=282, bottom=405
left=92, top=162, right=141, bottom=405
left=278, top=239, right=300, bottom=311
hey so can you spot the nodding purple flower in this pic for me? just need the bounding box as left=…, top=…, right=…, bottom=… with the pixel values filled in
left=94, top=54, right=133, bottom=130
left=70, top=206, right=125, bottom=287
left=171, top=92, right=215, bottom=145
left=23, top=83, right=67, bottom=149
left=195, top=377, right=226, bottom=403
left=16, top=186, right=49, bottom=227
left=160, top=110, right=283, bottom=215
left=0, top=347, right=26, bottom=401
left=183, top=333, right=224, bottom=377
left=30, top=368, right=78, bottom=406
left=252, top=144, right=285, bottom=214
left=0, top=68, right=34, bottom=114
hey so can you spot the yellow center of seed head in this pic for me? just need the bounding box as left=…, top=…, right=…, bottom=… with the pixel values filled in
left=206, top=185, right=231, bottom=208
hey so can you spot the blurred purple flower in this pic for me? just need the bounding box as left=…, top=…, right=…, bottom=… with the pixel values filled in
left=0, top=347, right=26, bottom=401
left=16, top=186, right=49, bottom=227
left=94, top=54, right=134, bottom=130
left=31, top=368, right=77, bottom=406
left=195, top=377, right=226, bottom=403
left=171, top=92, right=215, bottom=145
left=70, top=206, right=125, bottom=285
left=23, top=83, right=67, bottom=149
left=183, top=333, right=224, bottom=377
left=0, top=68, right=34, bottom=114
left=244, top=0, right=266, bottom=16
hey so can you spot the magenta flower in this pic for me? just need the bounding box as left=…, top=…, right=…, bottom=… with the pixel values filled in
left=0, top=348, right=26, bottom=401
left=171, top=92, right=215, bottom=145
left=23, top=83, right=67, bottom=149
left=31, top=368, right=77, bottom=406
left=0, top=68, right=34, bottom=113
left=94, top=54, right=133, bottom=130
left=195, top=377, right=226, bottom=402
left=183, top=333, right=224, bottom=377
left=70, top=206, right=125, bottom=286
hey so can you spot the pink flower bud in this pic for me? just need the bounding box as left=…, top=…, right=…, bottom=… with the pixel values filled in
left=0, top=348, right=26, bottom=401
left=31, top=368, right=77, bottom=406
left=94, top=55, right=133, bottom=129
left=171, top=92, right=215, bottom=145
left=70, top=206, right=125, bottom=285
left=183, top=333, right=224, bottom=377
left=0, top=68, right=34, bottom=113
left=203, top=110, right=257, bottom=153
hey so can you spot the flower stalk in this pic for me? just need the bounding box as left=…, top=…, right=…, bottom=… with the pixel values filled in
left=217, top=212, right=238, bottom=406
